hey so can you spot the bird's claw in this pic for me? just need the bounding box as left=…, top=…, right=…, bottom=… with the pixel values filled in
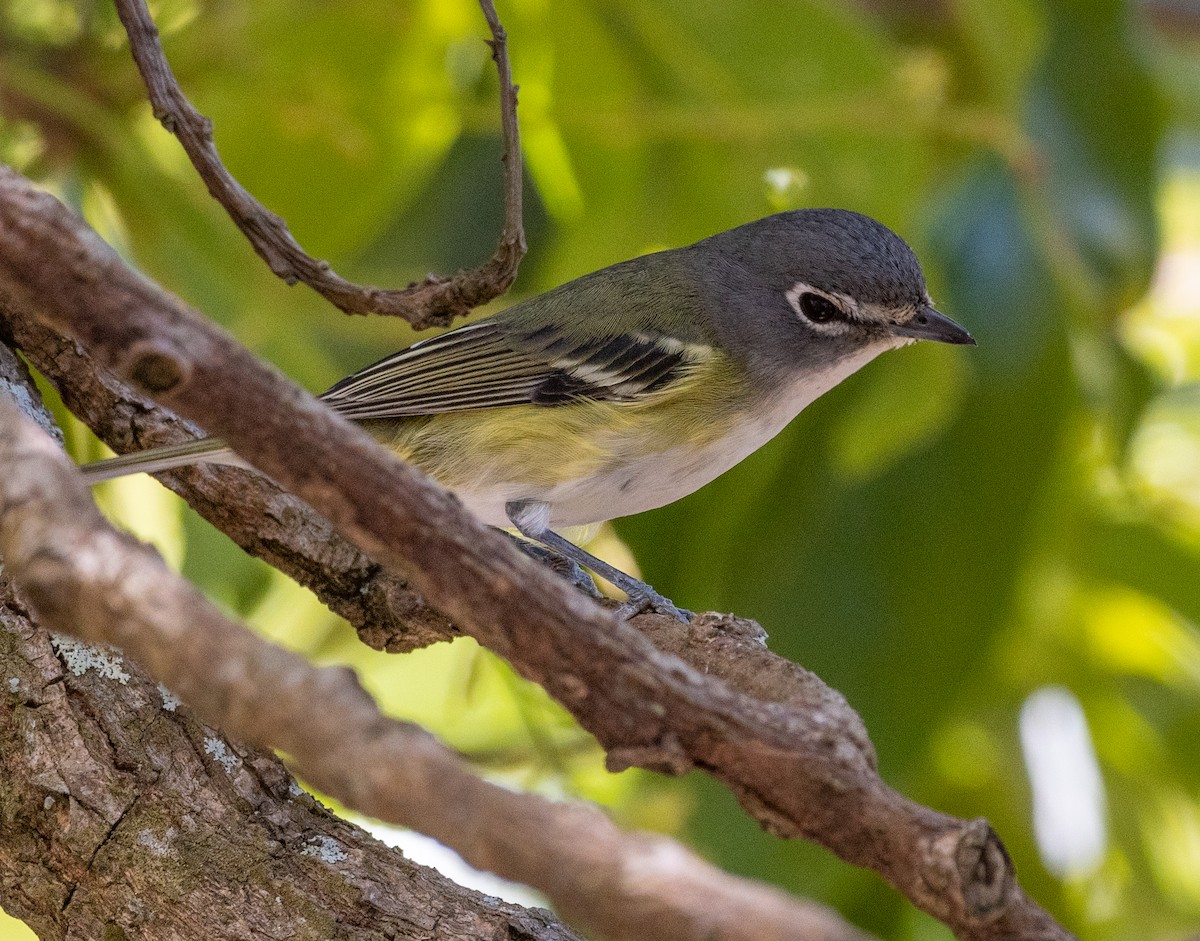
left=615, top=588, right=693, bottom=623
left=504, top=529, right=688, bottom=618
left=513, top=540, right=603, bottom=599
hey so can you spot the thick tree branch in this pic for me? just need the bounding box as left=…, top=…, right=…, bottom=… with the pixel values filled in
left=0, top=311, right=459, bottom=655
left=0, top=590, right=580, bottom=941
left=0, top=167, right=1073, bottom=941
left=112, top=0, right=525, bottom=328
left=0, top=340, right=579, bottom=941
left=0, top=390, right=874, bottom=941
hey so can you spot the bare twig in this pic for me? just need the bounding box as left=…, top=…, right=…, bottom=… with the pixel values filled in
left=111, top=0, right=525, bottom=329
left=478, top=0, right=526, bottom=274
left=0, top=393, right=874, bottom=941
left=0, top=165, right=1075, bottom=941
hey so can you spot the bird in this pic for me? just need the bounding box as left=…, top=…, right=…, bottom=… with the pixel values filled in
left=81, top=208, right=974, bottom=621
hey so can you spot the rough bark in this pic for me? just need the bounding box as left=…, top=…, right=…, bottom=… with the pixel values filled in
left=0, top=341, right=579, bottom=941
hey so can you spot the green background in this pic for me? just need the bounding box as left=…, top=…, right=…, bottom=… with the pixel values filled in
left=4, top=0, right=1200, bottom=937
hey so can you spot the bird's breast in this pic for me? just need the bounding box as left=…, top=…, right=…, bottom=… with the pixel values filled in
left=378, top=341, right=895, bottom=528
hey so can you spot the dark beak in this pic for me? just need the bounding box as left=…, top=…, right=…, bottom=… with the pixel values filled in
left=890, top=306, right=975, bottom=345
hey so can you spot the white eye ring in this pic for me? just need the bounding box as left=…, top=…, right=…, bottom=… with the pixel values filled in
left=785, top=282, right=855, bottom=335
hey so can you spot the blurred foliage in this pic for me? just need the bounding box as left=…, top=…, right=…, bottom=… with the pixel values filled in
left=3, top=0, right=1200, bottom=938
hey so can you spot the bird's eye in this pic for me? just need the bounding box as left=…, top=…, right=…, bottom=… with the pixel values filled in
left=798, top=292, right=843, bottom=324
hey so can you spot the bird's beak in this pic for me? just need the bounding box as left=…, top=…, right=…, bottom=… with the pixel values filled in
left=890, top=306, right=976, bottom=345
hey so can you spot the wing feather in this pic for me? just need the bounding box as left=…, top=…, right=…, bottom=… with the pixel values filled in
left=320, top=318, right=713, bottom=420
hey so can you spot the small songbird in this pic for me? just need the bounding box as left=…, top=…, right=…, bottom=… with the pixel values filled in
left=82, top=209, right=973, bottom=621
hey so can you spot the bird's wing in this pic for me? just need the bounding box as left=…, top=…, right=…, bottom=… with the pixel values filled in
left=320, top=318, right=713, bottom=420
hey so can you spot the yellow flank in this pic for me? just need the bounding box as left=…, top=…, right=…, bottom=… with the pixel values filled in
left=363, top=355, right=748, bottom=493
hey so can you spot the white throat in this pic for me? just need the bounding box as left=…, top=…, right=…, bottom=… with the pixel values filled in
left=773, top=337, right=904, bottom=422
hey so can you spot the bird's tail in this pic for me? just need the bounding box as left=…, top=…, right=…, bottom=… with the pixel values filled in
left=79, top=437, right=249, bottom=484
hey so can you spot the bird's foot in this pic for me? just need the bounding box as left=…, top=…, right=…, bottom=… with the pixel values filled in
left=500, top=522, right=690, bottom=619
left=510, top=538, right=603, bottom=600
left=614, top=585, right=693, bottom=623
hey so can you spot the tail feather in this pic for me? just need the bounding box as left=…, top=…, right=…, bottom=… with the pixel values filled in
left=80, top=438, right=249, bottom=484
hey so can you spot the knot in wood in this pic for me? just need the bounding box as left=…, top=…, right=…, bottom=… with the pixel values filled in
left=955, top=818, right=1013, bottom=915
left=126, top=342, right=189, bottom=394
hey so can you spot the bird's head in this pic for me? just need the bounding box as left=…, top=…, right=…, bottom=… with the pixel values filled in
left=694, top=209, right=973, bottom=382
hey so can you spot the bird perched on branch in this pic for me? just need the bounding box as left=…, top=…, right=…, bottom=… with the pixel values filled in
left=82, top=209, right=974, bottom=621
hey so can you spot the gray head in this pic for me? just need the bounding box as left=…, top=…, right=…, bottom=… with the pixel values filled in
left=691, top=209, right=973, bottom=380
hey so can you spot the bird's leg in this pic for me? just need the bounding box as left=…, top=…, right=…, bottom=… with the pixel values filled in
left=505, top=500, right=693, bottom=623
left=498, top=531, right=602, bottom=599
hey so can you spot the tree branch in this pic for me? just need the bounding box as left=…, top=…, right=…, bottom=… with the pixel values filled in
left=0, top=589, right=581, bottom=941
left=0, top=166, right=1073, bottom=941
left=0, top=389, right=874, bottom=941
left=0, top=310, right=459, bottom=655
left=112, top=0, right=525, bottom=328
left=0, top=340, right=579, bottom=941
